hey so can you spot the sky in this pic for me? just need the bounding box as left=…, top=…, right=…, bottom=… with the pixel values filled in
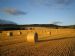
left=0, top=0, right=75, bottom=25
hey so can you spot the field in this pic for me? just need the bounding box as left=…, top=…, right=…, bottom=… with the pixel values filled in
left=0, top=37, right=75, bottom=56
left=0, top=29, right=75, bottom=56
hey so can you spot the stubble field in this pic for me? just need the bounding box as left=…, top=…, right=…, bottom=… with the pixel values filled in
left=0, top=37, right=75, bottom=56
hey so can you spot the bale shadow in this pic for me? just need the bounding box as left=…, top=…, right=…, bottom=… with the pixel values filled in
left=38, top=37, right=75, bottom=42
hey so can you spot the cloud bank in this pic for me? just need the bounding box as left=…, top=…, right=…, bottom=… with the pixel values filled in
left=54, top=0, right=73, bottom=5
left=0, top=8, right=27, bottom=15
left=33, top=0, right=74, bottom=6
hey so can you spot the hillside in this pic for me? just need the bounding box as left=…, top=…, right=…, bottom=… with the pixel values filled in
left=0, top=24, right=75, bottom=30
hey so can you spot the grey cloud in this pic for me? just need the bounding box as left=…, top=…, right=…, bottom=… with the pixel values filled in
left=45, top=0, right=74, bottom=6
left=32, top=0, right=74, bottom=6
left=0, top=8, right=27, bottom=15
left=52, top=21, right=62, bottom=25
left=55, top=0, right=73, bottom=5
left=0, top=0, right=9, bottom=2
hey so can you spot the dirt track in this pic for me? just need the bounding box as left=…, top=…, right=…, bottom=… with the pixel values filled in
left=0, top=37, right=75, bottom=56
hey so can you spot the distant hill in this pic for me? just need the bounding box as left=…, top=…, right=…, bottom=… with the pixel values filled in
left=0, top=19, right=17, bottom=25
left=0, top=23, right=75, bottom=31
left=68, top=25, right=75, bottom=29
left=0, top=19, right=17, bottom=30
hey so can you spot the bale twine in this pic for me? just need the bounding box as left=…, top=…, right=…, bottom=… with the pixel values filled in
left=27, top=32, right=38, bottom=43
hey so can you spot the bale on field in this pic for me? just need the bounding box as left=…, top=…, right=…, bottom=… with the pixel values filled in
left=2, top=32, right=10, bottom=36
left=27, top=32, right=38, bottom=43
left=0, top=33, right=1, bottom=36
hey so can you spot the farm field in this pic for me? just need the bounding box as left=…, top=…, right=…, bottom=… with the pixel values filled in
left=0, top=36, right=75, bottom=56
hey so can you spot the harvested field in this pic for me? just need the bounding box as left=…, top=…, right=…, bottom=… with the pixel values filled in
left=0, top=37, right=75, bottom=56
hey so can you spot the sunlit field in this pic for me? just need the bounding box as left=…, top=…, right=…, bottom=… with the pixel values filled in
left=0, top=37, right=75, bottom=56
left=0, top=29, right=75, bottom=56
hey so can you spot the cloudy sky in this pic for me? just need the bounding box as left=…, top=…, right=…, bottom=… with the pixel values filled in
left=0, top=0, right=75, bottom=25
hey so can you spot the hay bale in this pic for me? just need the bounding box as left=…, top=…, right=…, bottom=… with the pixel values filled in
left=27, top=32, right=38, bottom=43
left=2, top=31, right=10, bottom=36
left=0, top=33, right=1, bottom=36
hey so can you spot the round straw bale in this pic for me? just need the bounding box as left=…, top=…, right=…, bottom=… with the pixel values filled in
left=27, top=32, right=38, bottom=43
